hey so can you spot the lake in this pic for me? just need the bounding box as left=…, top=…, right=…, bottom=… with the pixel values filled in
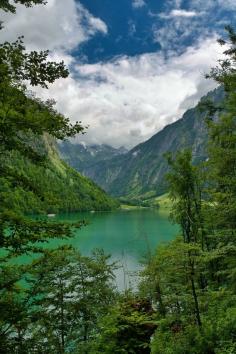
left=51, top=209, right=179, bottom=290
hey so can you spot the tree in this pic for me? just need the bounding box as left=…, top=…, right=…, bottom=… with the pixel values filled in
left=0, top=0, right=85, bottom=253
left=145, top=27, right=236, bottom=354
left=33, top=248, right=115, bottom=353
left=166, top=150, right=206, bottom=327
left=0, top=1, right=86, bottom=350
left=93, top=293, right=156, bottom=354
left=0, top=247, right=116, bottom=353
left=203, top=26, right=236, bottom=291
left=165, top=150, right=206, bottom=247
left=0, top=0, right=47, bottom=14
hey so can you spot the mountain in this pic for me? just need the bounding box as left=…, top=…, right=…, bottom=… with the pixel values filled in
left=58, top=142, right=127, bottom=174
left=59, top=87, right=223, bottom=201
left=1, top=135, right=119, bottom=215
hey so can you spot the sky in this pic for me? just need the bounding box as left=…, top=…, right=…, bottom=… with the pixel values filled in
left=1, top=0, right=235, bottom=148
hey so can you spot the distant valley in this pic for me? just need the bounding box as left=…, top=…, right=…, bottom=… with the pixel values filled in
left=59, top=87, right=224, bottom=202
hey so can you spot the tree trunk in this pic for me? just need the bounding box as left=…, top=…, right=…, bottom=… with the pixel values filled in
left=189, top=259, right=202, bottom=327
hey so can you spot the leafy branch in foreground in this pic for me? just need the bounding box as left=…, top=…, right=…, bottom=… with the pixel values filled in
left=0, top=1, right=89, bottom=351
left=0, top=0, right=47, bottom=14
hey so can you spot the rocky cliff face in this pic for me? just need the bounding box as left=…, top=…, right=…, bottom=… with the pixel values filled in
left=59, top=87, right=224, bottom=199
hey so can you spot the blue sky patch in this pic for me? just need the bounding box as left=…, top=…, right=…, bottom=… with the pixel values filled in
left=76, top=0, right=236, bottom=63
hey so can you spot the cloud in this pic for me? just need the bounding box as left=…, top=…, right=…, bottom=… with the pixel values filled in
left=0, top=0, right=108, bottom=52
left=220, top=0, right=236, bottom=9
left=132, top=0, right=146, bottom=9
left=153, top=0, right=236, bottom=53
left=170, top=9, right=198, bottom=17
left=79, top=3, right=107, bottom=36
left=128, top=20, right=137, bottom=36
left=34, top=36, right=224, bottom=149
left=158, top=8, right=199, bottom=20
left=0, top=0, right=228, bottom=149
left=190, top=0, right=236, bottom=11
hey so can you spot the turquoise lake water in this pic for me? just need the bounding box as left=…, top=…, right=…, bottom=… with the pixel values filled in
left=50, top=209, right=179, bottom=289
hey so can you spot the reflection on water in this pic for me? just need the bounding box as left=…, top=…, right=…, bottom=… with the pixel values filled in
left=53, top=209, right=179, bottom=290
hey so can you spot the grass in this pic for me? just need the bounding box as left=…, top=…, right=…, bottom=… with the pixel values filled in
left=120, top=204, right=148, bottom=210
left=119, top=193, right=173, bottom=213
left=155, top=193, right=172, bottom=210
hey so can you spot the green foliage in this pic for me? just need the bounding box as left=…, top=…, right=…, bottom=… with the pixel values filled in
left=151, top=296, right=236, bottom=354
left=0, top=247, right=117, bottom=353
left=0, top=39, right=84, bottom=160
left=141, top=238, right=236, bottom=353
left=0, top=2, right=117, bottom=352
left=166, top=149, right=205, bottom=246
left=0, top=11, right=117, bottom=217
left=0, top=0, right=47, bottom=14
left=92, top=294, right=156, bottom=354
left=139, top=27, right=236, bottom=354
left=203, top=26, right=236, bottom=293
left=1, top=146, right=119, bottom=215
left=0, top=38, right=69, bottom=89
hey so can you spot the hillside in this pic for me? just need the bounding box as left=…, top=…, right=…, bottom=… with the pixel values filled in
left=58, top=142, right=127, bottom=173
left=1, top=135, right=119, bottom=215
left=62, top=87, right=223, bottom=200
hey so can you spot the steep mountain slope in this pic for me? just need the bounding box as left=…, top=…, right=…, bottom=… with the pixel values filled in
left=71, top=87, right=223, bottom=199
left=1, top=135, right=119, bottom=214
left=58, top=142, right=127, bottom=173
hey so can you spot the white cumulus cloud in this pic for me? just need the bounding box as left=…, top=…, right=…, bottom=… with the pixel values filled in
left=170, top=9, right=198, bottom=17
left=34, top=36, right=224, bottom=149
left=0, top=0, right=226, bottom=149
left=0, top=0, right=108, bottom=51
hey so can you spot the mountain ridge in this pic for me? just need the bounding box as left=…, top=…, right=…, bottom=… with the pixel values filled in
left=59, top=87, right=224, bottom=200
left=58, top=141, right=128, bottom=175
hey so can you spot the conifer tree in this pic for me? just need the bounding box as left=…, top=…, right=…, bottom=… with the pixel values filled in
left=203, top=26, right=236, bottom=291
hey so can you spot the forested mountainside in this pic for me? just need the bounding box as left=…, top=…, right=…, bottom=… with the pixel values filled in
left=58, top=142, right=127, bottom=174
left=1, top=135, right=118, bottom=215
left=61, top=87, right=224, bottom=200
